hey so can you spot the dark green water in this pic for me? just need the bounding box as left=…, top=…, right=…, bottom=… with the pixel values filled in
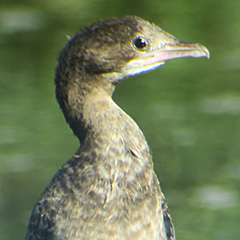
left=1, top=0, right=240, bottom=239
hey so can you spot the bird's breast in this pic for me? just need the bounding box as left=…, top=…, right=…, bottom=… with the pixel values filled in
left=50, top=96, right=166, bottom=239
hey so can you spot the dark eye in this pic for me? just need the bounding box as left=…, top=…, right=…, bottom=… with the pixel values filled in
left=133, top=37, right=147, bottom=50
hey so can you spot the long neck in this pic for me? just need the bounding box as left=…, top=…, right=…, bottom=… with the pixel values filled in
left=84, top=90, right=150, bottom=155
left=67, top=86, right=152, bottom=168
left=75, top=90, right=154, bottom=185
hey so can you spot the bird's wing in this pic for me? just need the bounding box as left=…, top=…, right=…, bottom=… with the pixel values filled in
left=162, top=199, right=176, bottom=240
left=25, top=153, right=97, bottom=240
left=25, top=200, right=58, bottom=240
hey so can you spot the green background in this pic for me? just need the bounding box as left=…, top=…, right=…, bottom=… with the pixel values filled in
left=1, top=0, right=240, bottom=239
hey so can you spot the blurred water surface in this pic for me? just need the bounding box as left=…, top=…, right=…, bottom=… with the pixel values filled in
left=1, top=0, right=240, bottom=239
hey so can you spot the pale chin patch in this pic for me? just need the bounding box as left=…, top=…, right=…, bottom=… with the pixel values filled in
left=102, top=61, right=165, bottom=84
left=124, top=59, right=165, bottom=77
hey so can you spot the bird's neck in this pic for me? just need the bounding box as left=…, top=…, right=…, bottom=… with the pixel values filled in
left=68, top=88, right=152, bottom=167
left=63, top=86, right=156, bottom=192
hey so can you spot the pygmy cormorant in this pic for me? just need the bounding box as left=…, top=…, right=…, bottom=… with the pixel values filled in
left=25, top=16, right=209, bottom=240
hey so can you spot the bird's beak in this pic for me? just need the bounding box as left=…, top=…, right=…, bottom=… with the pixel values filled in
left=124, top=40, right=210, bottom=76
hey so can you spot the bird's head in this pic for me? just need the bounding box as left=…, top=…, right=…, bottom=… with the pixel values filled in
left=55, top=16, right=209, bottom=137
left=56, top=16, right=209, bottom=89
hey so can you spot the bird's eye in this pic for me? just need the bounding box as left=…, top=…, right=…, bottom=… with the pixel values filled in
left=133, top=37, right=148, bottom=50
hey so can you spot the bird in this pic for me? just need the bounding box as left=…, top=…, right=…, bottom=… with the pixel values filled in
left=25, top=16, right=209, bottom=240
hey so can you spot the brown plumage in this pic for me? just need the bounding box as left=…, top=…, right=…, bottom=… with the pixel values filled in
left=26, top=16, right=209, bottom=240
